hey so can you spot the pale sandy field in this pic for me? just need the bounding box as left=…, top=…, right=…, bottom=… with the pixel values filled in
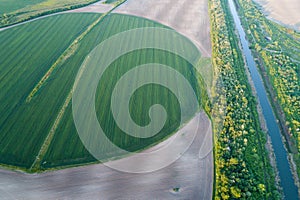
left=254, top=0, right=300, bottom=31
left=66, top=0, right=113, bottom=13
left=113, top=0, right=212, bottom=57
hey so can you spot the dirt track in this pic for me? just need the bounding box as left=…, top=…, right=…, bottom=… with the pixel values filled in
left=254, top=0, right=300, bottom=31
left=113, top=0, right=212, bottom=57
left=0, top=112, right=213, bottom=200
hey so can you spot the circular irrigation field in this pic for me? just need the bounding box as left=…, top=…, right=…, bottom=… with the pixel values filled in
left=0, top=13, right=209, bottom=170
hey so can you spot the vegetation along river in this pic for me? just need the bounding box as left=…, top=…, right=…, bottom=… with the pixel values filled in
left=228, top=0, right=298, bottom=199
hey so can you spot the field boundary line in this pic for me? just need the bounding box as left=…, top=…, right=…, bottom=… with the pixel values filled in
left=29, top=0, right=128, bottom=171
left=26, top=0, right=127, bottom=103
left=26, top=14, right=103, bottom=103
left=29, top=88, right=73, bottom=171
left=0, top=0, right=101, bottom=30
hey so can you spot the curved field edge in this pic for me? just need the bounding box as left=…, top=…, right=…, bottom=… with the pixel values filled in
left=209, top=0, right=279, bottom=199
left=0, top=0, right=101, bottom=28
left=40, top=16, right=211, bottom=170
left=0, top=13, right=211, bottom=172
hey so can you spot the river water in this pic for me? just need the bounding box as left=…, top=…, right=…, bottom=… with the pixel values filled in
left=228, top=0, right=298, bottom=199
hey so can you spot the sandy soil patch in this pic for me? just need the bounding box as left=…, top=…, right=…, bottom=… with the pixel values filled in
left=113, top=0, right=212, bottom=57
left=254, top=0, right=300, bottom=31
left=0, top=111, right=213, bottom=199
left=66, top=0, right=113, bottom=13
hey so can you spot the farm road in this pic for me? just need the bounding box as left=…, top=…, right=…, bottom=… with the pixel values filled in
left=0, top=111, right=213, bottom=199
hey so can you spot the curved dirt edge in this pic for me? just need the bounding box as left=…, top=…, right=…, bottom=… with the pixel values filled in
left=113, top=0, right=212, bottom=57
left=0, top=111, right=213, bottom=200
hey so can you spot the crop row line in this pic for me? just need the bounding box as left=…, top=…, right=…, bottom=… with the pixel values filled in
left=26, top=0, right=126, bottom=103
left=29, top=0, right=127, bottom=171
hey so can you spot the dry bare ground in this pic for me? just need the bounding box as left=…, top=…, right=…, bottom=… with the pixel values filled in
left=66, top=0, right=113, bottom=13
left=254, top=0, right=300, bottom=31
left=0, top=112, right=213, bottom=200
left=113, top=0, right=212, bottom=57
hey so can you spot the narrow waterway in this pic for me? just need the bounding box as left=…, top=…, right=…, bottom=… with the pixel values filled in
left=228, top=0, right=298, bottom=199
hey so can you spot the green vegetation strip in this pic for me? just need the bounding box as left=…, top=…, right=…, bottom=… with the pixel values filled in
left=0, top=0, right=99, bottom=28
left=29, top=91, right=73, bottom=171
left=209, top=0, right=279, bottom=199
left=234, top=0, right=300, bottom=178
left=28, top=0, right=127, bottom=171
left=26, top=0, right=126, bottom=103
left=0, top=13, right=100, bottom=169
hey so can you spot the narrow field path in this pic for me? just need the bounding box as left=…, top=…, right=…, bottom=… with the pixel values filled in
left=28, top=0, right=128, bottom=171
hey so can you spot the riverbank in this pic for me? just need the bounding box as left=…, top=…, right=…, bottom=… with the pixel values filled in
left=233, top=0, right=300, bottom=196
left=228, top=0, right=299, bottom=198
left=235, top=23, right=283, bottom=196
left=209, top=0, right=279, bottom=198
left=253, top=44, right=300, bottom=194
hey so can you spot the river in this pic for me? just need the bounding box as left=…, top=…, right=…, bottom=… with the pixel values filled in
left=228, top=0, right=298, bottom=199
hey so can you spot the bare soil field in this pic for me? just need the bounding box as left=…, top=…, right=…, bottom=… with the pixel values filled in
left=0, top=112, right=213, bottom=200
left=66, top=0, right=113, bottom=13
left=254, top=0, right=300, bottom=31
left=113, top=0, right=212, bottom=57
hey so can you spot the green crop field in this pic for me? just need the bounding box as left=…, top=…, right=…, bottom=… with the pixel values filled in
left=0, top=0, right=46, bottom=13
left=0, top=0, right=98, bottom=27
left=104, top=0, right=119, bottom=4
left=0, top=13, right=208, bottom=171
left=0, top=13, right=100, bottom=168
